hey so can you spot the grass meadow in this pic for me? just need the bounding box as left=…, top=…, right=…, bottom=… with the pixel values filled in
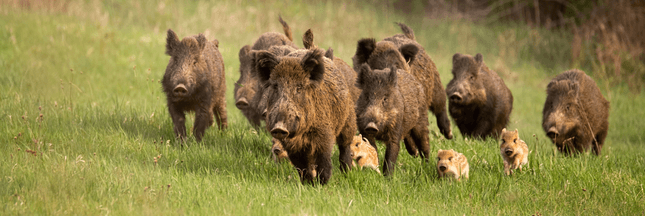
left=1, top=0, right=644, bottom=215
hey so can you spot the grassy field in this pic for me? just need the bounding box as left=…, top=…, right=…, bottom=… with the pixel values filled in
left=1, top=0, right=644, bottom=215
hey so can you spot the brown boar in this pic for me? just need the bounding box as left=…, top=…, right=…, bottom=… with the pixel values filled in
left=355, top=64, right=431, bottom=176
left=271, top=138, right=289, bottom=163
left=446, top=53, right=513, bottom=139
left=162, top=29, right=227, bottom=142
left=256, top=48, right=357, bottom=185
left=352, top=23, right=453, bottom=139
left=234, top=16, right=297, bottom=128
left=499, top=128, right=528, bottom=175
left=542, top=69, right=609, bottom=155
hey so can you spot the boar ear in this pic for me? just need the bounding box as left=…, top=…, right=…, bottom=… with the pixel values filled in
left=355, top=38, right=376, bottom=65
left=324, top=47, right=334, bottom=59
left=255, top=51, right=279, bottom=82
left=399, top=44, right=419, bottom=64
left=501, top=128, right=507, bottom=134
left=357, top=63, right=372, bottom=86
left=568, top=81, right=579, bottom=96
left=452, top=53, right=462, bottom=66
left=239, top=45, right=251, bottom=61
left=196, top=34, right=208, bottom=52
left=474, top=53, right=484, bottom=65
left=301, top=48, right=326, bottom=82
left=303, top=29, right=315, bottom=49
left=165, top=29, right=180, bottom=56
left=387, top=66, right=398, bottom=86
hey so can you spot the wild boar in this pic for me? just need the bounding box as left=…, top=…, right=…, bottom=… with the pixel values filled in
left=499, top=128, right=529, bottom=175
left=234, top=16, right=297, bottom=128
left=353, top=23, right=452, bottom=139
left=446, top=53, right=513, bottom=139
left=355, top=64, right=431, bottom=176
left=256, top=48, right=357, bottom=185
left=542, top=69, right=609, bottom=155
left=349, top=134, right=380, bottom=174
left=162, top=29, right=227, bottom=142
left=436, top=149, right=469, bottom=181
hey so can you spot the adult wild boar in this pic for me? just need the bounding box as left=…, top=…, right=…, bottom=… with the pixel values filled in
left=353, top=23, right=452, bottom=139
left=446, top=53, right=513, bottom=139
left=256, top=48, right=356, bottom=185
left=542, top=69, right=609, bottom=155
left=355, top=64, right=431, bottom=176
left=162, top=29, right=227, bottom=141
left=234, top=16, right=297, bottom=127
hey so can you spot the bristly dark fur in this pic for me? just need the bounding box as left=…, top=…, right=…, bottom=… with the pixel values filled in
left=542, top=69, right=609, bottom=155
left=352, top=22, right=453, bottom=140
left=446, top=53, right=513, bottom=139
left=162, top=29, right=227, bottom=142
left=355, top=63, right=430, bottom=176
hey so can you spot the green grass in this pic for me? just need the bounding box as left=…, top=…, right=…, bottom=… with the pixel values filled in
left=1, top=0, right=644, bottom=215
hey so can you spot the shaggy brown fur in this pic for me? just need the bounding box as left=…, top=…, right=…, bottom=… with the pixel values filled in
left=350, top=134, right=380, bottom=174
left=355, top=64, right=430, bottom=176
left=446, top=53, right=513, bottom=139
left=162, top=29, right=227, bottom=142
left=234, top=17, right=297, bottom=128
left=436, top=149, right=469, bottom=181
left=499, top=128, right=529, bottom=175
left=256, top=48, right=357, bottom=185
left=352, top=23, right=453, bottom=140
left=542, top=69, right=609, bottom=155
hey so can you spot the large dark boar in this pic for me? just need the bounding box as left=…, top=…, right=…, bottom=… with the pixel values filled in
left=352, top=23, right=452, bottom=139
left=446, top=53, right=513, bottom=139
left=355, top=64, right=430, bottom=176
left=542, top=69, right=609, bottom=155
left=162, top=29, right=227, bottom=142
left=234, top=16, right=297, bottom=127
left=256, top=48, right=356, bottom=185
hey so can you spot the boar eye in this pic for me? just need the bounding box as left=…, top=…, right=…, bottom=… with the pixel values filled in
left=469, top=75, right=475, bottom=81
left=513, top=138, right=517, bottom=143
left=448, top=157, right=453, bottom=161
left=501, top=139, right=505, bottom=143
left=193, top=60, right=198, bottom=65
left=566, top=104, right=571, bottom=111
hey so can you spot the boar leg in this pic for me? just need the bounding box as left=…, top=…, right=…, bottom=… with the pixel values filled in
left=193, top=106, right=214, bottom=142
left=315, top=148, right=333, bottom=185
left=403, top=136, right=419, bottom=157
left=168, top=105, right=187, bottom=141
left=383, top=138, right=402, bottom=176
left=593, top=129, right=608, bottom=156
left=336, top=116, right=357, bottom=172
left=434, top=110, right=453, bottom=139
left=288, top=150, right=311, bottom=184
left=213, top=97, right=228, bottom=130
left=471, top=119, right=492, bottom=139
left=503, top=160, right=511, bottom=175
left=410, top=125, right=430, bottom=161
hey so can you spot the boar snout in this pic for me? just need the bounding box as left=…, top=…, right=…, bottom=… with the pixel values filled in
left=547, top=127, right=559, bottom=140
left=365, top=122, right=379, bottom=134
left=173, top=84, right=188, bottom=96
left=449, top=92, right=463, bottom=104
left=272, top=146, right=283, bottom=155
left=505, top=148, right=514, bottom=156
left=235, top=97, right=249, bottom=109
left=439, top=165, right=447, bottom=172
left=271, top=121, right=289, bottom=140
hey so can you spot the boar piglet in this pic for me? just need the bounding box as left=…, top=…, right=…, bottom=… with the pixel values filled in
left=355, top=64, right=430, bottom=176
left=542, top=69, right=609, bottom=155
left=446, top=53, right=513, bottom=139
left=256, top=48, right=357, bottom=185
left=162, top=29, right=227, bottom=142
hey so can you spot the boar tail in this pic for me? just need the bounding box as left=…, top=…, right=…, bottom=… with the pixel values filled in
left=396, top=22, right=415, bottom=41
left=279, top=15, right=294, bottom=42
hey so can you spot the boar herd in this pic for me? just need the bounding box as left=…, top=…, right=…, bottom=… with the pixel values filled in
left=161, top=17, right=610, bottom=185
